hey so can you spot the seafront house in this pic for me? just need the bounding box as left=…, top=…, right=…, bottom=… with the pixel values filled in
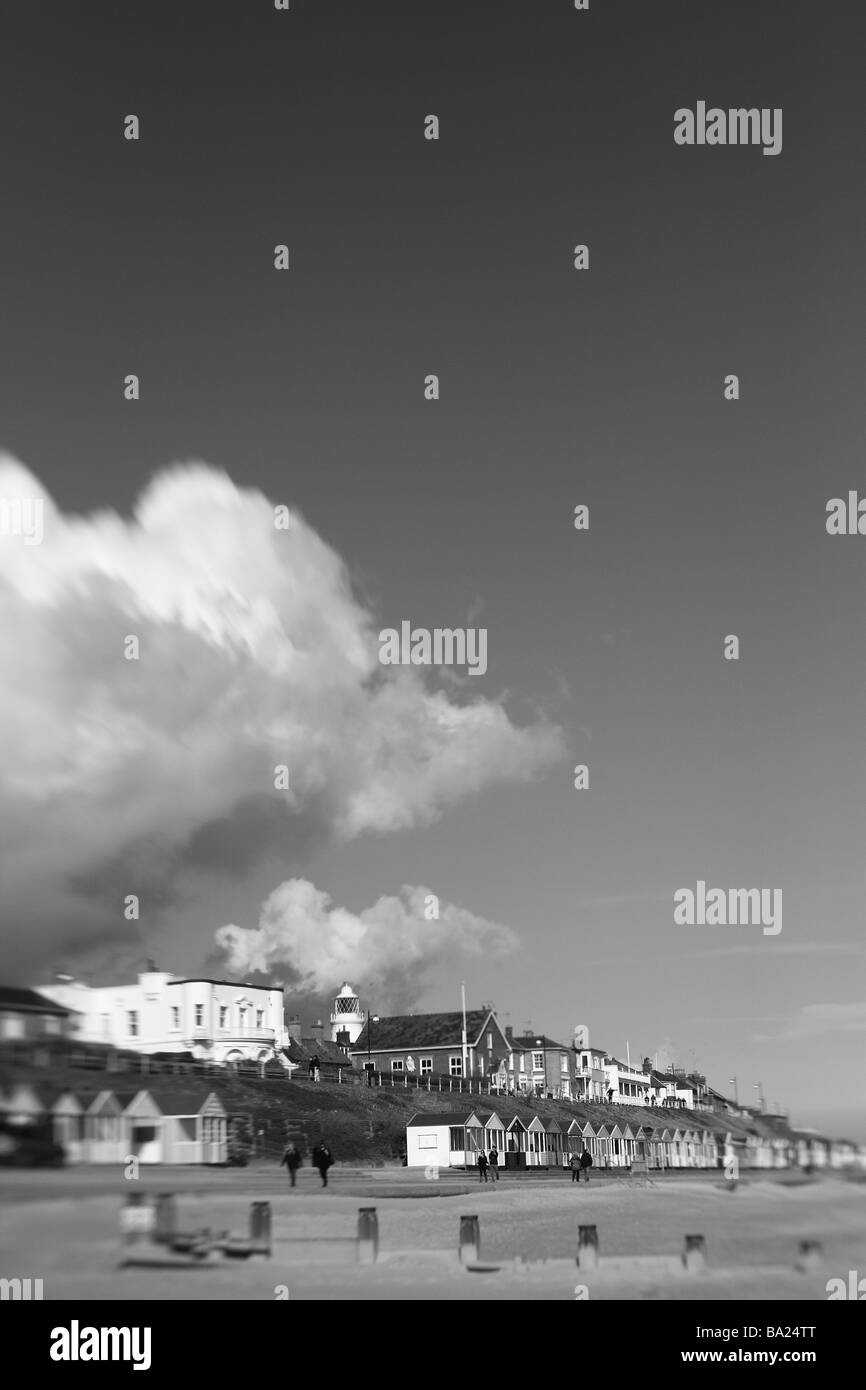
left=350, top=1007, right=512, bottom=1081
left=283, top=1016, right=354, bottom=1081
left=603, top=1055, right=650, bottom=1103
left=0, top=986, right=72, bottom=1041
left=574, top=1043, right=607, bottom=1102
left=39, top=968, right=288, bottom=1066
left=507, top=1030, right=577, bottom=1098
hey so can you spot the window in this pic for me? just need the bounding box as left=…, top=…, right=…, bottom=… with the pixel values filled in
left=219, top=1006, right=228, bottom=1028
left=532, top=1051, right=544, bottom=1071
left=449, top=1055, right=463, bottom=1077
left=418, top=1134, right=437, bottom=1149
left=560, top=1053, right=569, bottom=1073
left=171, top=1006, right=180, bottom=1029
left=449, top=1127, right=465, bottom=1152
left=391, top=1059, right=404, bottom=1073
left=128, top=1011, right=139, bottom=1037
left=195, top=1004, right=203, bottom=1027
left=487, top=1032, right=493, bottom=1050
left=43, top=1017, right=61, bottom=1036
left=256, top=1010, right=263, bottom=1028
left=420, top=1057, right=432, bottom=1075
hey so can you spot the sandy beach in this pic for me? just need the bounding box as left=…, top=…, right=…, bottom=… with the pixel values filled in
left=2, top=1166, right=863, bottom=1301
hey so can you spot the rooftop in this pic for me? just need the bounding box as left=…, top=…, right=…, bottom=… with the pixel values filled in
left=0, top=987, right=69, bottom=1016
left=353, top=1010, right=497, bottom=1052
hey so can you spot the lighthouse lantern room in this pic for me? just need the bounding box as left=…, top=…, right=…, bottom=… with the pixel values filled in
left=329, top=982, right=366, bottom=1045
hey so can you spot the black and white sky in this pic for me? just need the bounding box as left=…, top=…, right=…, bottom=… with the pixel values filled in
left=0, top=0, right=864, bottom=1136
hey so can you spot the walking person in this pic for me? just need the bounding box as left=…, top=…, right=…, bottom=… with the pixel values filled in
left=488, top=1149, right=499, bottom=1181
left=280, top=1141, right=301, bottom=1188
left=311, top=1140, right=333, bottom=1187
left=477, top=1151, right=489, bottom=1183
left=580, top=1148, right=593, bottom=1183
left=570, top=1151, right=581, bottom=1183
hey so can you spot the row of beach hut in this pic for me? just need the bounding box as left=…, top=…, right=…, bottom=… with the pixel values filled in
left=407, top=1109, right=865, bottom=1172
left=0, top=1082, right=228, bottom=1164
left=406, top=1109, right=725, bottom=1170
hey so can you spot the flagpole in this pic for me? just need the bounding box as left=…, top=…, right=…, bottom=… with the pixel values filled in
left=461, top=981, right=468, bottom=1080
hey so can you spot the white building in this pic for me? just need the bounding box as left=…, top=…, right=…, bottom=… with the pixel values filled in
left=406, top=1110, right=488, bottom=1170
left=603, top=1056, right=650, bottom=1103
left=329, top=982, right=366, bottom=1046
left=39, top=969, right=287, bottom=1064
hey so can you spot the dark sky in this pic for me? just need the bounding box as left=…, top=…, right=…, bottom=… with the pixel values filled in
left=1, top=1, right=864, bottom=1135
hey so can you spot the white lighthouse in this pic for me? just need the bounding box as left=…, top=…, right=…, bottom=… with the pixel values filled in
left=329, top=982, right=366, bottom=1046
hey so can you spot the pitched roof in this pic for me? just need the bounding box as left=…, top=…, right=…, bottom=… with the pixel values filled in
left=143, top=1086, right=221, bottom=1114
left=0, top=986, right=69, bottom=1016
left=284, top=1037, right=352, bottom=1066
left=352, top=1010, right=495, bottom=1052
left=166, top=978, right=283, bottom=992
left=112, top=1088, right=146, bottom=1111
left=406, top=1111, right=477, bottom=1127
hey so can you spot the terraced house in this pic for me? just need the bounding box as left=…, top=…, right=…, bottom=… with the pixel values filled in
left=507, top=1029, right=577, bottom=1099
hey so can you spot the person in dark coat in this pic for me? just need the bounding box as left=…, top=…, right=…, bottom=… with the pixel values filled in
left=579, top=1148, right=593, bottom=1183
left=280, top=1142, right=302, bottom=1188
left=570, top=1152, right=581, bottom=1183
left=311, top=1141, right=333, bottom=1187
left=488, top=1149, right=499, bottom=1181
left=477, top=1151, right=489, bottom=1182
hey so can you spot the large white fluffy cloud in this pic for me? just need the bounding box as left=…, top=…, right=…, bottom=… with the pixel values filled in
left=216, top=880, right=517, bottom=1011
left=0, top=453, right=562, bottom=976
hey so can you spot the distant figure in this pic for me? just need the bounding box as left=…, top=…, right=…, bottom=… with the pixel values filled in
left=312, top=1141, right=333, bottom=1187
left=309, top=1054, right=321, bottom=1082
left=580, top=1149, right=593, bottom=1183
left=570, top=1151, right=581, bottom=1183
left=280, top=1142, right=302, bottom=1188
left=508, top=1138, right=517, bottom=1152
left=606, top=1087, right=614, bottom=1104
left=477, top=1151, right=489, bottom=1183
left=488, top=1149, right=499, bottom=1181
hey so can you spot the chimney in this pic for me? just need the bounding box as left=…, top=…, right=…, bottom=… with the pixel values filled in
left=505, top=1025, right=514, bottom=1044
left=643, top=1057, right=653, bottom=1074
left=287, top=1016, right=302, bottom=1043
left=311, top=1019, right=324, bottom=1046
